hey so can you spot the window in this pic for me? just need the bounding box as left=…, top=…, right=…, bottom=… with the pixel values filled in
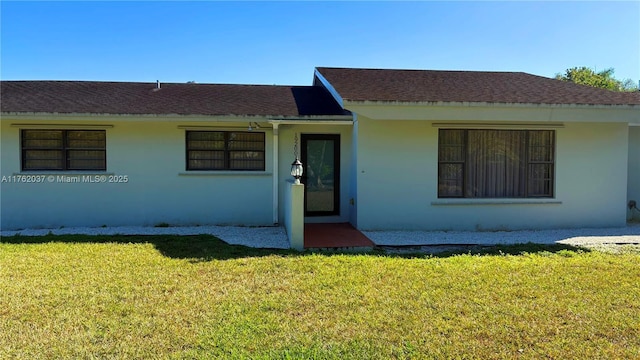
left=438, top=129, right=554, bottom=198
left=186, top=131, right=265, bottom=171
left=21, top=130, right=106, bottom=171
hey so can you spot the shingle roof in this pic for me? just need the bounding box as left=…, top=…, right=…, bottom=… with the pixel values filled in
left=316, top=67, right=640, bottom=106
left=0, top=81, right=350, bottom=116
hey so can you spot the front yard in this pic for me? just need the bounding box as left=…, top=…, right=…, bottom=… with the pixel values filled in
left=1, top=235, right=639, bottom=359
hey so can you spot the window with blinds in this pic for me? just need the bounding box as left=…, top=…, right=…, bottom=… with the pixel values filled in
left=21, top=130, right=106, bottom=171
left=186, top=131, right=265, bottom=171
left=438, top=129, right=554, bottom=198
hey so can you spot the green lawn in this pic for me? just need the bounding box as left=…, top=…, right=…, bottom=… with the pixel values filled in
left=1, top=235, right=639, bottom=359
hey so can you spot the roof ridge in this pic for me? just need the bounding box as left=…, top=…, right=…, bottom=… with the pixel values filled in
left=0, top=80, right=310, bottom=88
left=316, top=66, right=531, bottom=75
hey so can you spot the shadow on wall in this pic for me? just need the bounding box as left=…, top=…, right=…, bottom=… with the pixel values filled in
left=629, top=200, right=640, bottom=221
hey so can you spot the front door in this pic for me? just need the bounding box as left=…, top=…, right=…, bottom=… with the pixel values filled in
left=301, top=134, right=340, bottom=216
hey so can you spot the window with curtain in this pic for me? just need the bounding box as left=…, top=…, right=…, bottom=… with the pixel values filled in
left=438, top=129, right=554, bottom=198
left=21, top=130, right=106, bottom=171
left=186, top=131, right=265, bottom=171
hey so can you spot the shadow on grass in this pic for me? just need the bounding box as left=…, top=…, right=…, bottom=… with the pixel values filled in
left=0, top=234, right=590, bottom=261
left=376, top=242, right=591, bottom=258
left=0, top=234, right=295, bottom=261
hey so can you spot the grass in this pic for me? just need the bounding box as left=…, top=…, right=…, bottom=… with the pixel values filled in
left=1, top=235, right=639, bottom=359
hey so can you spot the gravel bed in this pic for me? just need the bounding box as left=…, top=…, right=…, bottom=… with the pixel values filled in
left=0, top=225, right=290, bottom=249
left=364, top=223, right=640, bottom=247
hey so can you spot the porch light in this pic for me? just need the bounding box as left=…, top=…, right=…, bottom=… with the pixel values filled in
left=291, top=158, right=303, bottom=184
left=291, top=133, right=303, bottom=184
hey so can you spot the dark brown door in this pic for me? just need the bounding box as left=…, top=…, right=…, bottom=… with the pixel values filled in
left=301, top=134, right=340, bottom=216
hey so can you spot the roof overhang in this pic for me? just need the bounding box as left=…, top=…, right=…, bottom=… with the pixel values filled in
left=341, top=100, right=640, bottom=123
left=1, top=112, right=353, bottom=124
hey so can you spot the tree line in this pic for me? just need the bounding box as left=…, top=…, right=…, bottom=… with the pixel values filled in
left=555, top=66, right=638, bottom=92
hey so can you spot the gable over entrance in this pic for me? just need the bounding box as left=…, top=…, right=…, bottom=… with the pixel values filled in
left=312, top=67, right=640, bottom=232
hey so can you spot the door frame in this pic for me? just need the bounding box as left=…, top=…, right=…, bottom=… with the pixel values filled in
left=301, top=134, right=340, bottom=217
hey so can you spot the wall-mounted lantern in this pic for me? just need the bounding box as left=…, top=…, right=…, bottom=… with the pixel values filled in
left=291, top=158, right=303, bottom=184
left=291, top=133, right=303, bottom=184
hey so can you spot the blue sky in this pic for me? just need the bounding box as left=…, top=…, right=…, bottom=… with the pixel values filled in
left=1, top=1, right=638, bottom=85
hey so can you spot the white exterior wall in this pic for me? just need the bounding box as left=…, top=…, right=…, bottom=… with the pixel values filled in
left=276, top=124, right=353, bottom=224
left=354, top=116, right=629, bottom=232
left=629, top=126, right=640, bottom=220
left=349, top=118, right=359, bottom=227
left=1, top=119, right=274, bottom=230
left=2, top=114, right=631, bottom=232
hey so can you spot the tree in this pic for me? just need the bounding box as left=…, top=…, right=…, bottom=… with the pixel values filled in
left=555, top=67, right=638, bottom=92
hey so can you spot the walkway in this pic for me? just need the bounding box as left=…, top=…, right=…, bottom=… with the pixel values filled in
left=304, top=223, right=375, bottom=249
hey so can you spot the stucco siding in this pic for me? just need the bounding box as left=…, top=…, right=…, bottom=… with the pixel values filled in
left=349, top=118, right=359, bottom=227
left=1, top=120, right=273, bottom=230
left=629, top=126, right=640, bottom=220
left=354, top=117, right=629, bottom=232
left=2, top=115, right=632, bottom=232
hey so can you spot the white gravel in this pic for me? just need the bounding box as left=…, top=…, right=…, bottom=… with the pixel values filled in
left=363, top=223, right=640, bottom=247
left=2, top=223, right=640, bottom=250
left=0, top=225, right=290, bottom=249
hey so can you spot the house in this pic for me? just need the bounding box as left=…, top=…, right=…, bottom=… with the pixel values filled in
left=1, top=67, right=639, bottom=241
